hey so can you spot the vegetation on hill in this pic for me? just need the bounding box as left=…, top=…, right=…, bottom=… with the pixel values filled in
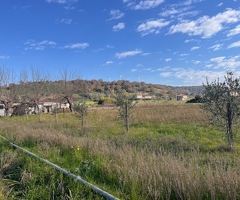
left=4, top=79, right=176, bottom=102
left=173, top=85, right=204, bottom=96
left=0, top=66, right=203, bottom=104
left=0, top=79, right=203, bottom=105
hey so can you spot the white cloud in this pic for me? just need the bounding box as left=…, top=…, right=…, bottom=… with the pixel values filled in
left=46, top=0, right=66, bottom=3
left=24, top=40, right=56, bottom=50
left=182, top=0, right=203, bottom=6
left=157, top=54, right=240, bottom=85
left=46, top=0, right=77, bottom=4
left=159, top=67, right=225, bottom=85
left=112, top=23, right=125, bottom=31
left=160, top=72, right=172, bottom=77
left=131, top=68, right=138, bottom=72
left=106, top=45, right=114, bottom=49
left=169, top=9, right=240, bottom=38
left=176, top=69, right=225, bottom=85
left=64, top=5, right=75, bottom=10
left=137, top=19, right=170, bottom=36
left=160, top=2, right=199, bottom=20
left=180, top=53, right=189, bottom=56
left=144, top=67, right=153, bottom=71
left=161, top=8, right=180, bottom=17
left=210, top=56, right=225, bottom=63
left=58, top=18, right=72, bottom=24
left=105, top=61, right=113, bottom=65
left=165, top=58, right=172, bottom=62
left=227, top=24, right=240, bottom=37
left=190, top=46, right=200, bottom=51
left=185, top=39, right=198, bottom=43
left=21, top=5, right=31, bottom=9
left=209, top=43, right=222, bottom=51
left=109, top=10, right=124, bottom=20
left=0, top=55, right=10, bottom=59
left=228, top=41, right=240, bottom=49
left=142, top=52, right=151, bottom=56
left=135, top=0, right=164, bottom=10
left=115, top=49, right=142, bottom=59
left=193, top=60, right=200, bottom=64
left=217, top=3, right=223, bottom=7
left=124, top=0, right=164, bottom=10
left=209, top=55, right=240, bottom=69
left=93, top=45, right=114, bottom=53
left=64, top=43, right=89, bottom=49
left=177, top=11, right=199, bottom=20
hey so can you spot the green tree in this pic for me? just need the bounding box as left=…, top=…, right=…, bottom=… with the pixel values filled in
left=74, top=100, right=88, bottom=128
left=116, top=91, right=135, bottom=132
left=202, top=71, right=240, bottom=150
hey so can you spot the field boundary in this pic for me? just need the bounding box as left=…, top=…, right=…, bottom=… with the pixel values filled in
left=0, top=135, right=120, bottom=200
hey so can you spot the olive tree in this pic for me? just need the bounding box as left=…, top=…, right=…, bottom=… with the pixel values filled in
left=202, top=71, right=240, bottom=150
left=116, top=91, right=135, bottom=132
left=74, top=100, right=88, bottom=128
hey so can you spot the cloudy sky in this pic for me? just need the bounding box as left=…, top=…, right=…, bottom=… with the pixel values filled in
left=0, top=0, right=240, bottom=85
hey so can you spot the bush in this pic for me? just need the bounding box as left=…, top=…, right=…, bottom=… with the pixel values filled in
left=186, top=95, right=204, bottom=103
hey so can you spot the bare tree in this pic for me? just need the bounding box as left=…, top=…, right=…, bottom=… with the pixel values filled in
left=202, top=71, right=240, bottom=150
left=20, top=68, right=28, bottom=84
left=52, top=106, right=59, bottom=124
left=30, top=67, right=47, bottom=119
left=59, top=68, right=81, bottom=112
left=0, top=66, right=9, bottom=96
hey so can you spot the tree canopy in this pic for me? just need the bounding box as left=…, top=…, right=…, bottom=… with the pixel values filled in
left=202, top=71, right=240, bottom=149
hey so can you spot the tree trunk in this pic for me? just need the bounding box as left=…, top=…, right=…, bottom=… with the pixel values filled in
left=226, top=102, right=234, bottom=150
left=55, top=113, right=58, bottom=124
left=64, top=96, right=73, bottom=112
left=81, top=113, right=84, bottom=128
left=125, top=101, right=129, bottom=132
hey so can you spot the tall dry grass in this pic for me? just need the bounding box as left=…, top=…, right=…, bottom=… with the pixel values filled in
left=133, top=103, right=208, bottom=124
left=0, top=103, right=239, bottom=199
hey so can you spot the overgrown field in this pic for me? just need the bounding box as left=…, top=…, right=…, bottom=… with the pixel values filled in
left=1, top=102, right=240, bottom=199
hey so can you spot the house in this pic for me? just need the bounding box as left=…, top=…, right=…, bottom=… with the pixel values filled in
left=135, top=92, right=154, bottom=100
left=0, top=96, right=12, bottom=116
left=176, top=94, right=188, bottom=101
left=38, top=97, right=70, bottom=113
left=143, top=95, right=154, bottom=100
left=0, top=104, right=5, bottom=116
left=11, top=101, right=39, bottom=116
left=136, top=93, right=143, bottom=100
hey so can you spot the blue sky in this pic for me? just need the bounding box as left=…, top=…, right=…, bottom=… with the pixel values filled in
left=0, top=0, right=240, bottom=86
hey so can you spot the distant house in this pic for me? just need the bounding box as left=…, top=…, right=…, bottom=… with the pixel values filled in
left=143, top=95, right=154, bottom=100
left=136, top=92, right=154, bottom=100
left=38, top=97, right=70, bottom=113
left=0, top=104, right=5, bottom=116
left=11, top=101, right=39, bottom=116
left=0, top=96, right=12, bottom=116
left=176, top=94, right=188, bottom=101
left=136, top=93, right=143, bottom=100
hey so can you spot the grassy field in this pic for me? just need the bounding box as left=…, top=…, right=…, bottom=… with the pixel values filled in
left=1, top=101, right=240, bottom=199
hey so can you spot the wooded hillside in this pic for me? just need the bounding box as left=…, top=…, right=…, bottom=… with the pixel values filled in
left=1, top=79, right=203, bottom=102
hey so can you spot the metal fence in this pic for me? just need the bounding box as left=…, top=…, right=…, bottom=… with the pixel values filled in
left=0, top=135, right=120, bottom=200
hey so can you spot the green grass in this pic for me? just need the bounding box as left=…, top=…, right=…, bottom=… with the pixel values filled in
left=1, top=103, right=240, bottom=199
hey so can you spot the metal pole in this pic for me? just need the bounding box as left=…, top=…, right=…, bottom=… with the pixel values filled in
left=0, top=135, right=120, bottom=200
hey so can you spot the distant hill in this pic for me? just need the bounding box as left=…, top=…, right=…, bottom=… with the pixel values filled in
left=173, top=86, right=204, bottom=96
left=2, top=79, right=204, bottom=102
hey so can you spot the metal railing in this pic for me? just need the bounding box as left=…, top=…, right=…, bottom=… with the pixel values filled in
left=0, top=135, right=120, bottom=200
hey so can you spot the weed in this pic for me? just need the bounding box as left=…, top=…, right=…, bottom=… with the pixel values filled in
left=0, top=103, right=240, bottom=199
